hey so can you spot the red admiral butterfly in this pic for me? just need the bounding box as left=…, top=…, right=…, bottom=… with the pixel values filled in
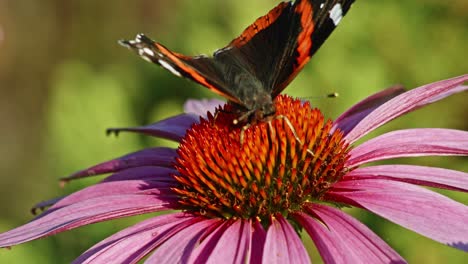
left=121, top=0, right=354, bottom=125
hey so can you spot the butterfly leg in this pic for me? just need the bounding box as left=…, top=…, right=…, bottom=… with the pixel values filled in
left=274, top=115, right=315, bottom=156
left=239, top=123, right=252, bottom=145
left=233, top=109, right=256, bottom=125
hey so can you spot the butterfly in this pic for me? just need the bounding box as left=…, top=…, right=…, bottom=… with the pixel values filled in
left=120, top=0, right=355, bottom=125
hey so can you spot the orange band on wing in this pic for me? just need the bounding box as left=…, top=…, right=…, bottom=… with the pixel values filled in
left=295, top=0, right=314, bottom=72
left=230, top=2, right=289, bottom=48
left=275, top=0, right=315, bottom=91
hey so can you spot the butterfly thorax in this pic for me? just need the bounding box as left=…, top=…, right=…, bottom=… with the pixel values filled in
left=232, top=84, right=276, bottom=125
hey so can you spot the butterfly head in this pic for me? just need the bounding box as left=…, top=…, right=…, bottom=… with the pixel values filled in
left=253, top=93, right=276, bottom=122
left=233, top=91, right=276, bottom=125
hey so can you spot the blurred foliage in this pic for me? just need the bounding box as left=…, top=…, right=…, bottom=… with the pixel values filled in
left=0, top=0, right=466, bottom=263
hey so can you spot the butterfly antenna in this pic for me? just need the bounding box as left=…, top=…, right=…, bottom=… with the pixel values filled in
left=301, top=91, right=339, bottom=101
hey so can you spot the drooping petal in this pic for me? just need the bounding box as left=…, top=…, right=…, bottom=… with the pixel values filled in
left=327, top=178, right=468, bottom=251
left=144, top=218, right=223, bottom=263
left=189, top=220, right=252, bottom=264
left=48, top=180, right=177, bottom=212
left=101, top=166, right=178, bottom=183
left=347, top=128, right=468, bottom=167
left=345, top=165, right=468, bottom=192
left=184, top=98, right=223, bottom=117
left=31, top=197, right=64, bottom=215
left=262, top=214, right=310, bottom=264
left=332, top=85, right=405, bottom=135
left=61, top=147, right=177, bottom=182
left=344, top=74, right=468, bottom=144
left=74, top=212, right=200, bottom=264
left=0, top=194, right=176, bottom=248
left=293, top=204, right=405, bottom=263
left=106, top=113, right=200, bottom=141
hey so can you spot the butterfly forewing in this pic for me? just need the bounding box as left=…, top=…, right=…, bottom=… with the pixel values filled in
left=307, top=0, right=355, bottom=58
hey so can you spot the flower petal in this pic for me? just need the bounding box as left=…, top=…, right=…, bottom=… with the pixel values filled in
left=189, top=220, right=252, bottom=264
left=31, top=197, right=64, bottom=215
left=101, top=166, right=177, bottom=183
left=293, top=204, right=405, bottom=263
left=327, top=178, right=468, bottom=251
left=346, top=165, right=468, bottom=192
left=250, top=219, right=267, bottom=264
left=106, top=113, right=199, bottom=141
left=144, top=218, right=222, bottom=263
left=344, top=74, right=468, bottom=144
left=74, top=212, right=199, bottom=264
left=48, top=180, right=177, bottom=212
left=347, top=128, right=468, bottom=167
left=263, top=214, right=310, bottom=264
left=333, top=85, right=405, bottom=135
left=0, top=194, right=175, bottom=248
left=184, top=98, right=223, bottom=117
left=61, top=147, right=177, bottom=182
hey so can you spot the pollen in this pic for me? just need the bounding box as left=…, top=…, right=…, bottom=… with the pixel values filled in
left=173, top=95, right=351, bottom=220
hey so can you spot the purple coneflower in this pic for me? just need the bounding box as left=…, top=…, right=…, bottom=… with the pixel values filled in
left=1, top=75, right=467, bottom=263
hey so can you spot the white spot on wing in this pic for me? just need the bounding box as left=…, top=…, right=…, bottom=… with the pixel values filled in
left=158, top=59, right=182, bottom=77
left=329, top=3, right=343, bottom=26
left=143, top=47, right=155, bottom=57
left=141, top=55, right=153, bottom=63
left=137, top=49, right=153, bottom=62
left=136, top=34, right=145, bottom=41
left=320, top=3, right=325, bottom=9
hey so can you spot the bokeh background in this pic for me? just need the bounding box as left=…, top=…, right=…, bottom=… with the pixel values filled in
left=0, top=0, right=467, bottom=262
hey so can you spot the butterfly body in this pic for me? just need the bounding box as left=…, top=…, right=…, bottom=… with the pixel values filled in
left=121, top=0, right=355, bottom=125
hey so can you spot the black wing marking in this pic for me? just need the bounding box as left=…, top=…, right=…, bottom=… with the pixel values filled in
left=119, top=34, right=242, bottom=104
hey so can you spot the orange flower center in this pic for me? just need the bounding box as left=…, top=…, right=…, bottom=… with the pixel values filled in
left=173, top=95, right=351, bottom=221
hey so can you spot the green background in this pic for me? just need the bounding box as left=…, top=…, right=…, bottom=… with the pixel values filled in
left=0, top=0, right=467, bottom=262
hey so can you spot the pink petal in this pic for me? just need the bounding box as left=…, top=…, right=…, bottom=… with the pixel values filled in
left=48, top=180, right=177, bottom=212
left=344, top=74, right=468, bottom=144
left=186, top=221, right=230, bottom=263
left=333, top=85, right=405, bottom=135
left=189, top=220, right=252, bottom=264
left=293, top=204, right=405, bottom=263
left=346, top=165, right=468, bottom=192
left=101, top=166, right=177, bottom=183
left=183, top=98, right=224, bottom=117
left=74, top=212, right=199, bottom=263
left=263, top=214, right=310, bottom=264
left=250, top=219, right=267, bottom=264
left=145, top=218, right=223, bottom=263
left=106, top=113, right=199, bottom=141
left=61, top=147, right=177, bottom=182
left=347, top=128, right=468, bottom=167
left=327, top=178, right=468, bottom=251
left=0, top=194, right=175, bottom=248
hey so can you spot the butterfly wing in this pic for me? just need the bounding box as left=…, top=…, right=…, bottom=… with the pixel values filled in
left=218, top=0, right=355, bottom=98
left=120, top=0, right=355, bottom=105
left=119, top=34, right=242, bottom=104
